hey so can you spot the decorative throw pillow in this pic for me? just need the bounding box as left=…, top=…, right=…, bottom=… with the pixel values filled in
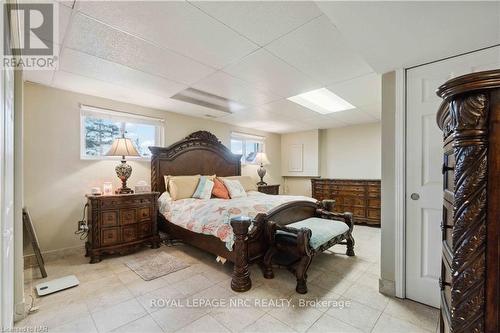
left=192, top=176, right=215, bottom=199
left=212, top=178, right=230, bottom=199
left=222, top=179, right=247, bottom=199
left=168, top=175, right=201, bottom=200
left=221, top=176, right=257, bottom=192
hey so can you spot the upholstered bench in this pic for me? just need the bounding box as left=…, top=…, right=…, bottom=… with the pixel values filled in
left=263, top=203, right=355, bottom=294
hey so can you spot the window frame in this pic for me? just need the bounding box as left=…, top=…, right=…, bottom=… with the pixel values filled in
left=80, top=105, right=165, bottom=161
left=230, top=132, right=266, bottom=165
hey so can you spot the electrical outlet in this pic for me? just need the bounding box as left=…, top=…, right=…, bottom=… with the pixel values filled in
left=78, top=221, right=88, bottom=231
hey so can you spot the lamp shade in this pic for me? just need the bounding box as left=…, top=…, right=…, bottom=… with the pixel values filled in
left=106, top=136, right=140, bottom=157
left=254, top=152, right=270, bottom=165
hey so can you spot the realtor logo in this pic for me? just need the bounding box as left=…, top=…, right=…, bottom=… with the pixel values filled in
left=3, top=2, right=58, bottom=69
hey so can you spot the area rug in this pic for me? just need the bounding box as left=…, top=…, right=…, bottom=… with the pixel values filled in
left=125, top=252, right=189, bottom=281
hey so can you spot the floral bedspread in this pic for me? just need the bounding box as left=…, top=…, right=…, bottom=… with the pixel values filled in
left=158, top=191, right=316, bottom=250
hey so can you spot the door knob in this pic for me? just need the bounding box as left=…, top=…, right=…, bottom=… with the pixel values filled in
left=410, top=193, right=420, bottom=200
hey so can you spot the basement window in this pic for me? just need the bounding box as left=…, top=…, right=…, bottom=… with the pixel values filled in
left=80, top=105, right=164, bottom=160
left=230, top=132, right=265, bottom=165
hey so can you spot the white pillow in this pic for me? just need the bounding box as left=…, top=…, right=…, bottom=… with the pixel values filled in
left=222, top=179, right=247, bottom=199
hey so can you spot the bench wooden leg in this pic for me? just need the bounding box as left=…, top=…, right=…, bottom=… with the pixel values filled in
left=296, top=254, right=312, bottom=294
left=263, top=246, right=276, bottom=279
left=346, top=232, right=355, bottom=256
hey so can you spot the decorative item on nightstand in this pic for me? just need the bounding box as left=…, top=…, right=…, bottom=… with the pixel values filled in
left=135, top=180, right=151, bottom=193
left=103, top=182, right=113, bottom=196
left=255, top=152, right=270, bottom=186
left=106, top=134, right=141, bottom=194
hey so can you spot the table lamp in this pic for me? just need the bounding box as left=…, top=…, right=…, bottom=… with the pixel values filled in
left=106, top=134, right=140, bottom=194
left=255, top=152, right=271, bottom=185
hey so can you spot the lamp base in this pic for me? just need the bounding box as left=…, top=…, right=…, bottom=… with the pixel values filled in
left=115, top=160, right=134, bottom=195
left=115, top=187, right=134, bottom=195
left=257, top=165, right=267, bottom=186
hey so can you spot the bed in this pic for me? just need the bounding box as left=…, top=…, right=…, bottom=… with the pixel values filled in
left=149, top=131, right=329, bottom=292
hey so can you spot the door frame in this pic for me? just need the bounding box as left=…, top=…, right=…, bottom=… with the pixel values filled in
left=394, top=68, right=406, bottom=298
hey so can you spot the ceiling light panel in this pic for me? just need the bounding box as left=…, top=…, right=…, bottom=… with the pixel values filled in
left=287, top=88, right=355, bottom=114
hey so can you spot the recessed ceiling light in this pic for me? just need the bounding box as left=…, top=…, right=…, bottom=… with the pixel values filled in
left=287, top=88, right=355, bottom=114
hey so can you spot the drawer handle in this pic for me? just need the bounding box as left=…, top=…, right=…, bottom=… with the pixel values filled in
left=440, top=221, right=452, bottom=231
left=442, top=164, right=454, bottom=174
left=439, top=277, right=450, bottom=290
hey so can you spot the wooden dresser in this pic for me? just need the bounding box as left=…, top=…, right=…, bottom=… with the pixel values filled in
left=85, top=192, right=160, bottom=263
left=436, top=70, right=500, bottom=333
left=311, top=179, right=381, bottom=226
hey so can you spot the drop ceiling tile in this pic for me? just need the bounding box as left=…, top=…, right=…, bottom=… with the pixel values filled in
left=57, top=3, right=73, bottom=44
left=64, top=13, right=215, bottom=85
left=57, top=0, right=74, bottom=8
left=77, top=1, right=258, bottom=69
left=191, top=1, right=322, bottom=46
left=302, top=116, right=348, bottom=129
left=224, top=49, right=321, bottom=97
left=358, top=104, right=382, bottom=120
left=34, top=1, right=72, bottom=45
left=326, top=72, right=381, bottom=108
left=265, top=15, right=373, bottom=85
left=52, top=70, right=172, bottom=109
left=59, top=48, right=186, bottom=98
left=317, top=1, right=500, bottom=73
left=218, top=113, right=304, bottom=133
left=191, top=71, right=281, bottom=107
left=261, top=99, right=318, bottom=120
left=327, top=108, right=379, bottom=125
left=52, top=70, right=229, bottom=118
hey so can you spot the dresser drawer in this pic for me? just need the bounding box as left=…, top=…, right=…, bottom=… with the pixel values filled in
left=443, top=152, right=455, bottom=194
left=138, top=222, right=153, bottom=238
left=353, top=207, right=366, bottom=217
left=342, top=197, right=365, bottom=206
left=100, top=196, right=153, bottom=209
left=120, top=209, right=136, bottom=225
left=101, top=211, right=118, bottom=227
left=122, top=225, right=138, bottom=242
left=442, top=260, right=452, bottom=308
left=137, top=207, right=152, bottom=221
left=442, top=202, right=454, bottom=249
left=368, top=198, right=381, bottom=208
left=367, top=208, right=380, bottom=220
left=101, top=227, right=120, bottom=246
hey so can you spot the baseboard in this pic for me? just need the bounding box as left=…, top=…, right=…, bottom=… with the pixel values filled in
left=23, top=245, right=86, bottom=269
left=379, top=277, right=396, bottom=297
left=14, top=301, right=26, bottom=322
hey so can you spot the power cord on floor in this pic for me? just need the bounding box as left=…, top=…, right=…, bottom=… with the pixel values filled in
left=75, top=203, right=89, bottom=240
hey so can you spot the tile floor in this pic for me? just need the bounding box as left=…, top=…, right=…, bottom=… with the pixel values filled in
left=18, top=226, right=439, bottom=333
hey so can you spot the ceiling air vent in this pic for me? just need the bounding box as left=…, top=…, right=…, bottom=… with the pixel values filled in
left=171, top=88, right=245, bottom=114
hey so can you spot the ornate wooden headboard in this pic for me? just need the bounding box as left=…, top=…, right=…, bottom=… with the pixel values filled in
left=149, top=131, right=242, bottom=193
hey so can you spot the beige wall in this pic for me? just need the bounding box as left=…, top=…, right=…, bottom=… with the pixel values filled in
left=281, top=130, right=319, bottom=177
left=380, top=71, right=396, bottom=294
left=23, top=83, right=282, bottom=254
left=283, top=123, right=381, bottom=196
left=320, top=123, right=381, bottom=179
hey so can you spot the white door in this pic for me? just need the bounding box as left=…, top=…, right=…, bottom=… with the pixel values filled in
left=405, top=46, right=500, bottom=307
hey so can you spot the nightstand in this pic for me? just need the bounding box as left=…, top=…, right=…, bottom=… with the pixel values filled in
left=85, top=192, right=160, bottom=263
left=257, top=184, right=280, bottom=195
